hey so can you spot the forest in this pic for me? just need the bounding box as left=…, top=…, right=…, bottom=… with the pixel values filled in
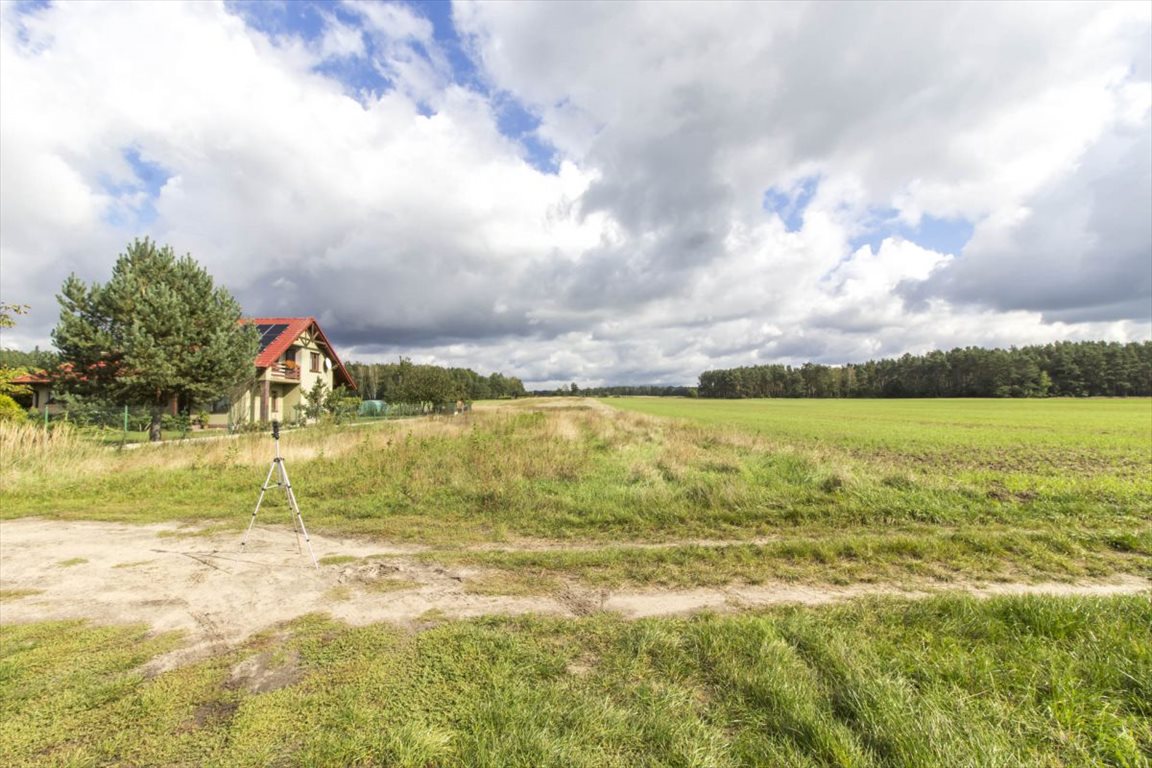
left=0, top=346, right=57, bottom=370
left=344, top=359, right=526, bottom=403
left=698, top=341, right=1152, bottom=399
left=531, top=384, right=697, bottom=398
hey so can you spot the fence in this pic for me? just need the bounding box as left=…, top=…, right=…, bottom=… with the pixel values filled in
left=35, top=404, right=202, bottom=444
left=356, top=401, right=463, bottom=419
left=28, top=400, right=450, bottom=444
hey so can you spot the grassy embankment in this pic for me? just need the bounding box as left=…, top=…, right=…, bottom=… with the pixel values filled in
left=2, top=397, right=1150, bottom=589
left=2, top=595, right=1149, bottom=766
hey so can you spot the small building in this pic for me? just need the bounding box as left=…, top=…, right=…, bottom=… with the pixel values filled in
left=10, top=370, right=61, bottom=415
left=223, top=317, right=356, bottom=427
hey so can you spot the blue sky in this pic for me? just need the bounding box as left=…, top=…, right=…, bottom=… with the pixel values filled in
left=851, top=213, right=975, bottom=258
left=104, top=148, right=170, bottom=227
left=226, top=0, right=556, bottom=171
left=1, top=1, right=1148, bottom=387
left=763, top=176, right=819, bottom=234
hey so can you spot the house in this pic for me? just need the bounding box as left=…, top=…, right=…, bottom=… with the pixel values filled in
left=223, top=317, right=356, bottom=427
left=15, top=316, right=356, bottom=427
left=10, top=370, right=60, bottom=415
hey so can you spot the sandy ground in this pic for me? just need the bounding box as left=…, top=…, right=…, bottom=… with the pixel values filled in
left=2, top=518, right=1149, bottom=670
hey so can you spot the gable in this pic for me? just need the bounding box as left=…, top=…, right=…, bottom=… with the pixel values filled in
left=249, top=317, right=356, bottom=390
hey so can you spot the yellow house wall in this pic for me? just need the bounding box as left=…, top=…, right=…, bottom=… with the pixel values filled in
left=223, top=327, right=339, bottom=427
left=290, top=335, right=336, bottom=420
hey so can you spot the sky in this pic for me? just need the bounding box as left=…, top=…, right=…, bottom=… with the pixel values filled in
left=1, top=0, right=1149, bottom=388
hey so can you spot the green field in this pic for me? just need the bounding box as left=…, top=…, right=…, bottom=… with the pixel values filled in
left=605, top=397, right=1152, bottom=474
left=2, top=398, right=1150, bottom=765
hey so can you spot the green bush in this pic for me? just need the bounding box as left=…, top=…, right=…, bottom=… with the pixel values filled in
left=0, top=393, right=28, bottom=423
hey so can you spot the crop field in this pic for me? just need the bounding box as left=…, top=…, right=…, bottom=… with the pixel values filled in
left=1, top=397, right=1150, bottom=765
left=607, top=397, right=1151, bottom=476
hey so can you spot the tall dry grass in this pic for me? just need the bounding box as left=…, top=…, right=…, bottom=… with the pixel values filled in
left=0, top=415, right=482, bottom=491
left=0, top=421, right=107, bottom=489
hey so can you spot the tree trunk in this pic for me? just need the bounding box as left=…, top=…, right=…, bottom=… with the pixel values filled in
left=149, top=406, right=163, bottom=443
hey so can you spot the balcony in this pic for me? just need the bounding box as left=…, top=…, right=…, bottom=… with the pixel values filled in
left=270, top=362, right=301, bottom=380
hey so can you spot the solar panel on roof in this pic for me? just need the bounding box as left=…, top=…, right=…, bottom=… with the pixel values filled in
left=256, top=323, right=289, bottom=352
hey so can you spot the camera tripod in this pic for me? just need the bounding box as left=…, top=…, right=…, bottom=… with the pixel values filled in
left=241, top=420, right=318, bottom=567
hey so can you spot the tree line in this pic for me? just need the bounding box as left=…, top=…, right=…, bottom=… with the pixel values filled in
left=5, top=346, right=529, bottom=408
left=345, top=359, right=525, bottom=404
left=698, top=341, right=1152, bottom=399
left=0, top=346, right=58, bottom=370
left=530, top=383, right=697, bottom=398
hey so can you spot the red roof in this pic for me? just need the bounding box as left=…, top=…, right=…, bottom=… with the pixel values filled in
left=11, top=370, right=52, bottom=384
left=12, top=361, right=110, bottom=385
left=249, top=317, right=356, bottom=390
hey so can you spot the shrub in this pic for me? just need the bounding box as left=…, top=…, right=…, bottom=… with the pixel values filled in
left=0, top=393, right=28, bottom=423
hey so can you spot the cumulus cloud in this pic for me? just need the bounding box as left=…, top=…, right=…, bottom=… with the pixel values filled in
left=0, top=2, right=603, bottom=353
left=908, top=118, right=1152, bottom=322
left=0, top=0, right=1148, bottom=388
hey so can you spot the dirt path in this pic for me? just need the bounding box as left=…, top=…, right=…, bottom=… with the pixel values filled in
left=2, top=519, right=1148, bottom=670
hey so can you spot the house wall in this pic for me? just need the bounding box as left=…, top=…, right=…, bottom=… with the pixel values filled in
left=285, top=336, right=337, bottom=420
left=23, top=383, right=65, bottom=415
left=223, top=327, right=339, bottom=428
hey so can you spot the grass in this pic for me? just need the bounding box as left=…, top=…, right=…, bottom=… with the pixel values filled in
left=3, top=398, right=1147, bottom=763
left=317, top=554, right=361, bottom=566
left=605, top=397, right=1152, bottom=475
left=362, top=577, right=422, bottom=593
left=2, top=399, right=1149, bottom=586
left=433, top=526, right=1150, bottom=590
left=87, top=428, right=205, bottom=445
left=0, top=595, right=1148, bottom=767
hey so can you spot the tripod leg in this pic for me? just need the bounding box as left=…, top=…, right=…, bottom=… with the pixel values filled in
left=276, top=459, right=303, bottom=555
left=278, top=459, right=318, bottom=568
left=242, top=460, right=279, bottom=551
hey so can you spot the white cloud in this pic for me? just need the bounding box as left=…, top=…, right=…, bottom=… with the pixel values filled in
left=316, top=13, right=365, bottom=60
left=0, top=0, right=1148, bottom=387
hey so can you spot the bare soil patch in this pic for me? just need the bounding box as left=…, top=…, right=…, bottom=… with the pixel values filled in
left=2, top=518, right=1147, bottom=671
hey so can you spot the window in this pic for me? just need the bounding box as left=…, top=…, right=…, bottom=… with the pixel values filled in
left=311, top=352, right=321, bottom=372
left=272, top=390, right=280, bottom=413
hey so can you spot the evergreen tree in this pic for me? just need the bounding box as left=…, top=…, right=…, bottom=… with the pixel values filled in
left=697, top=340, right=1152, bottom=399
left=52, top=238, right=258, bottom=441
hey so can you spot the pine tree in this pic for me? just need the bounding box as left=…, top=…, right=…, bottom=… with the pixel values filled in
left=52, top=238, right=258, bottom=441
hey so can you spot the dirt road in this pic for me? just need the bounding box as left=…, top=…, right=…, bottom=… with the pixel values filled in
left=2, top=518, right=1147, bottom=670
